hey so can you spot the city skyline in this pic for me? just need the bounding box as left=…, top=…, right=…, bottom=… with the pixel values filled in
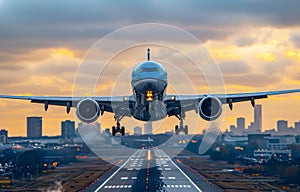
left=1, top=1, right=300, bottom=136
left=229, top=110, right=300, bottom=136
left=4, top=112, right=300, bottom=137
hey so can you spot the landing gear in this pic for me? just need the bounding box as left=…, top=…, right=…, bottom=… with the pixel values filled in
left=112, top=122, right=125, bottom=136
left=175, top=114, right=188, bottom=135
left=175, top=124, right=188, bottom=135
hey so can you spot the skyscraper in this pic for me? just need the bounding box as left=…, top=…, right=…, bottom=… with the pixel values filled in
left=144, top=121, right=153, bottom=135
left=27, top=116, right=42, bottom=139
left=0, top=129, right=8, bottom=144
left=235, top=117, right=245, bottom=135
left=254, top=105, right=262, bottom=132
left=61, top=120, right=75, bottom=139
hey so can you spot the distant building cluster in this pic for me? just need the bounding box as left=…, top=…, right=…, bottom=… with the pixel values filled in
left=229, top=105, right=262, bottom=135
left=229, top=104, right=300, bottom=136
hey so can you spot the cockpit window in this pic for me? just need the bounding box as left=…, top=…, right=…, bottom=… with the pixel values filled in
left=138, top=67, right=162, bottom=73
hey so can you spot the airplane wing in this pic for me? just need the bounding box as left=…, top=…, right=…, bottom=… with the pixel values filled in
left=1, top=89, right=299, bottom=119
left=165, top=89, right=300, bottom=117
left=0, top=95, right=135, bottom=115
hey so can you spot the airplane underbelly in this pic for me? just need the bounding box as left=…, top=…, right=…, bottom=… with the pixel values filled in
left=132, top=100, right=167, bottom=121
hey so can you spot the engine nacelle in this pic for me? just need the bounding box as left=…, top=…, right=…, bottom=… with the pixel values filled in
left=198, top=96, right=222, bottom=121
left=76, top=98, right=100, bottom=123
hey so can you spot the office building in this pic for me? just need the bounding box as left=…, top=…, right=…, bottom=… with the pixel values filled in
left=61, top=120, right=75, bottom=139
left=277, top=120, right=288, bottom=134
left=295, top=121, right=300, bottom=133
left=144, top=121, right=153, bottom=135
left=248, top=134, right=271, bottom=150
left=253, top=105, right=262, bottom=132
left=134, top=126, right=142, bottom=135
left=0, top=129, right=8, bottom=144
left=236, top=117, right=245, bottom=135
left=237, top=117, right=245, bottom=130
left=229, top=125, right=236, bottom=134
left=27, top=116, right=42, bottom=139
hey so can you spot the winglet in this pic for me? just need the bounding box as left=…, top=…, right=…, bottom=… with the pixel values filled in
left=147, top=48, right=150, bottom=61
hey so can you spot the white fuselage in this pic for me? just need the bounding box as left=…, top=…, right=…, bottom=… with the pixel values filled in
left=131, top=61, right=168, bottom=121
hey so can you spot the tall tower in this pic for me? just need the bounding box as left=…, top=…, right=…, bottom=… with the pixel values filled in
left=27, top=116, right=42, bottom=139
left=237, top=117, right=245, bottom=134
left=254, top=105, right=262, bottom=132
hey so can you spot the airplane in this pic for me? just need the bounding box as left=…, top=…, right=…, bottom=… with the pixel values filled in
left=0, top=48, right=300, bottom=136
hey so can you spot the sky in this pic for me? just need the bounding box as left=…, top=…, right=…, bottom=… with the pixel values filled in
left=1, top=0, right=300, bottom=136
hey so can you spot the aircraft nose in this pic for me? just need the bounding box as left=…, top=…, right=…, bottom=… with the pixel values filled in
left=132, top=78, right=167, bottom=94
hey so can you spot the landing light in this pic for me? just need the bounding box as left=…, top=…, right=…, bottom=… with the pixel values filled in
left=146, top=90, right=153, bottom=102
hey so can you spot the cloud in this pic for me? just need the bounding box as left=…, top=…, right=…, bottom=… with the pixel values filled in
left=290, top=31, right=300, bottom=48
left=224, top=73, right=282, bottom=88
left=219, top=61, right=251, bottom=74
left=1, top=0, right=300, bottom=53
left=234, top=37, right=256, bottom=47
left=0, top=61, right=25, bottom=71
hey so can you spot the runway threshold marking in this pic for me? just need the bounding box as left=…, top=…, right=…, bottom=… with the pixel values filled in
left=160, top=150, right=203, bottom=192
left=95, top=150, right=139, bottom=192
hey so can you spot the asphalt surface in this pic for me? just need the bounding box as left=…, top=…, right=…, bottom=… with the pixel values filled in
left=87, top=149, right=220, bottom=192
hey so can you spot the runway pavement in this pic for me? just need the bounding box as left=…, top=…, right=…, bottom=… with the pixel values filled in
left=87, top=149, right=220, bottom=192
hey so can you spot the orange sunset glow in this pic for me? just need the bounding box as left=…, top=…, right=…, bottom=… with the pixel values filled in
left=1, top=1, right=300, bottom=136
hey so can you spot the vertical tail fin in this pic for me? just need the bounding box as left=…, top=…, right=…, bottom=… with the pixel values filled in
left=147, top=48, right=150, bottom=61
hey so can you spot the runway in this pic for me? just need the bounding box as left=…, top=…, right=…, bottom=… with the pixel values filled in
left=87, top=149, right=220, bottom=192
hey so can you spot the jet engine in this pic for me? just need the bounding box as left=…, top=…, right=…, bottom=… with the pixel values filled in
left=76, top=98, right=100, bottom=123
left=198, top=96, right=222, bottom=121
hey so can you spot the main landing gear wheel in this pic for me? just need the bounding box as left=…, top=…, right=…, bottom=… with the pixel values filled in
left=112, top=122, right=125, bottom=136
